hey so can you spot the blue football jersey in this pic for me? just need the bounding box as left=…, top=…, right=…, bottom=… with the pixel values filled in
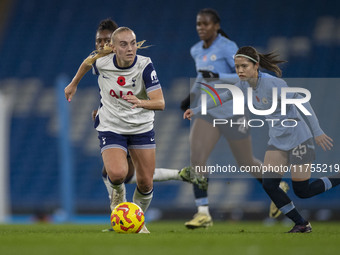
left=190, top=34, right=239, bottom=119
left=195, top=71, right=324, bottom=150
left=238, top=72, right=323, bottom=150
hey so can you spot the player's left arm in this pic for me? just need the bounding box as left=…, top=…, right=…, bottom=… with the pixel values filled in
left=122, top=60, right=165, bottom=110
left=122, top=88, right=165, bottom=110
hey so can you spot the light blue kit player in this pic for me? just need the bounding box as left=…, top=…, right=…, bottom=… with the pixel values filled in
left=187, top=46, right=340, bottom=233
left=180, top=9, right=263, bottom=229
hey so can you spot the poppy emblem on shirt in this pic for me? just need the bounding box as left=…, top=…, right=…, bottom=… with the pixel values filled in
left=256, top=96, right=260, bottom=102
left=203, top=55, right=207, bottom=61
left=117, top=76, right=126, bottom=86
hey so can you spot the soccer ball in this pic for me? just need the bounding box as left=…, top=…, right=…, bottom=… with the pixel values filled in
left=110, top=202, right=145, bottom=233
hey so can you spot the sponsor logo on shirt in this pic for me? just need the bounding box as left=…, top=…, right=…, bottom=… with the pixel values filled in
left=150, top=70, right=159, bottom=84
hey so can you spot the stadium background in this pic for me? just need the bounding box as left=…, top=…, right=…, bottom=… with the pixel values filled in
left=0, top=0, right=340, bottom=222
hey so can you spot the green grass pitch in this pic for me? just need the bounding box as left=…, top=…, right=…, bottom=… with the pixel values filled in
left=0, top=221, right=339, bottom=255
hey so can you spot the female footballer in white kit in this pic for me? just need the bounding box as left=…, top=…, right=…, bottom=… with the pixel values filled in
left=65, top=27, right=165, bottom=233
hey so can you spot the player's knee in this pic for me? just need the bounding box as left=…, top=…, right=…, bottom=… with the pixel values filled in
left=108, top=175, right=125, bottom=185
left=106, top=167, right=127, bottom=184
left=292, top=181, right=310, bottom=199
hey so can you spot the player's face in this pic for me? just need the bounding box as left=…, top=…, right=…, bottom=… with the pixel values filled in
left=95, top=30, right=112, bottom=50
left=112, top=30, right=137, bottom=67
left=235, top=57, right=259, bottom=82
left=196, top=14, right=219, bottom=42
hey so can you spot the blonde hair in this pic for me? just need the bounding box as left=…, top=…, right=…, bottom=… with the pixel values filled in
left=111, top=27, right=150, bottom=49
left=111, top=27, right=133, bottom=43
left=84, top=27, right=150, bottom=66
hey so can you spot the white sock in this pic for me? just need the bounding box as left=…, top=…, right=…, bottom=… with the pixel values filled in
left=126, top=168, right=180, bottom=184
left=111, top=183, right=125, bottom=192
left=198, top=205, right=210, bottom=216
left=133, top=188, right=153, bottom=213
left=102, top=176, right=113, bottom=200
left=108, top=177, right=126, bottom=200
left=153, top=168, right=181, bottom=181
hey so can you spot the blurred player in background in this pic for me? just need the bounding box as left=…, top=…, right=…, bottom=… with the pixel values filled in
left=180, top=8, right=268, bottom=229
left=184, top=46, right=340, bottom=233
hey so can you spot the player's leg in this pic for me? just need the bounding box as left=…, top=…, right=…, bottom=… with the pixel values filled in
left=153, top=168, right=181, bottom=181
left=101, top=166, right=113, bottom=201
left=292, top=170, right=340, bottom=198
left=227, top=134, right=289, bottom=218
left=227, top=135, right=262, bottom=182
left=262, top=150, right=310, bottom=233
left=185, top=117, right=220, bottom=229
left=129, top=148, right=155, bottom=212
left=99, top=131, right=129, bottom=211
left=123, top=155, right=137, bottom=183
left=290, top=138, right=340, bottom=199
left=124, top=162, right=206, bottom=185
left=129, top=148, right=155, bottom=234
left=102, top=148, right=128, bottom=210
left=126, top=167, right=182, bottom=183
left=128, top=129, right=157, bottom=234
left=102, top=155, right=135, bottom=212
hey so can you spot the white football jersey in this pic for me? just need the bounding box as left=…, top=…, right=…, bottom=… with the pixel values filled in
left=93, top=54, right=161, bottom=134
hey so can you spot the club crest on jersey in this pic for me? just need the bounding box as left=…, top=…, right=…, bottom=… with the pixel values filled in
left=117, top=76, right=126, bottom=86
left=262, top=97, right=268, bottom=104
left=210, top=54, right=217, bottom=61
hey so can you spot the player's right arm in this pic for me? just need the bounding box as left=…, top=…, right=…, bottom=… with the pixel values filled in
left=64, top=46, right=112, bottom=102
left=64, top=61, right=92, bottom=102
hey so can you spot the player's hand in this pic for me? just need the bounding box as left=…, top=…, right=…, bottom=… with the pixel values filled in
left=180, top=94, right=190, bottom=111
left=315, top=133, right=333, bottom=151
left=92, top=110, right=98, bottom=121
left=122, top=95, right=142, bottom=109
left=198, top=70, right=219, bottom=79
left=64, top=82, right=77, bottom=102
left=180, top=94, right=195, bottom=112
left=183, top=109, right=193, bottom=120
